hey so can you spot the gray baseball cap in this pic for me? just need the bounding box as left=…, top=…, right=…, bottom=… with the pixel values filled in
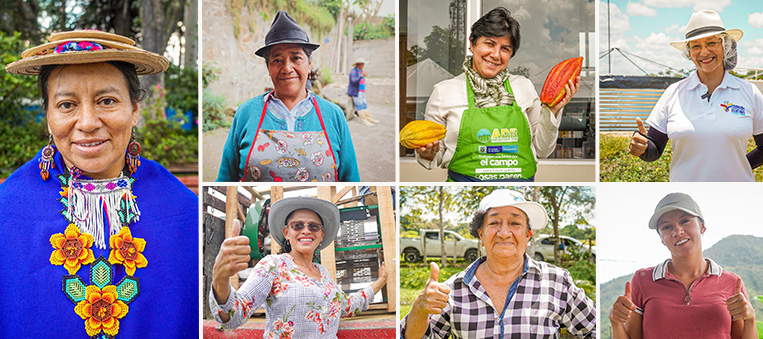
left=648, top=192, right=703, bottom=230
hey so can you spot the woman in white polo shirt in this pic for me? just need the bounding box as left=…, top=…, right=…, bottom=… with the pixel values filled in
left=628, top=10, right=763, bottom=181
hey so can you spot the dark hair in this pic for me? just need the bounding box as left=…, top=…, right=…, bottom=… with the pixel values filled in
left=278, top=208, right=324, bottom=254
left=38, top=61, right=146, bottom=111
left=469, top=7, right=521, bottom=57
left=263, top=45, right=314, bottom=66
left=469, top=208, right=531, bottom=238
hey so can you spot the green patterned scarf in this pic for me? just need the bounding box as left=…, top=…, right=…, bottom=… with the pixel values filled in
left=463, top=55, right=514, bottom=108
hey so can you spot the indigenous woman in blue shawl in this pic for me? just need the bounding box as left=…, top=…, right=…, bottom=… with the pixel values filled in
left=0, top=30, right=198, bottom=338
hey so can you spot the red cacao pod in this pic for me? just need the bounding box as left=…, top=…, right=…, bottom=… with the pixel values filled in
left=540, top=57, right=583, bottom=107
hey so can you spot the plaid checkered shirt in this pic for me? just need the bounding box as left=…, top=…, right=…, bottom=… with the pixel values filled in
left=400, top=254, right=596, bottom=338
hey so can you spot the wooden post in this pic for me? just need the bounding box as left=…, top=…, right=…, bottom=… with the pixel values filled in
left=453, top=237, right=457, bottom=264
left=270, top=186, right=284, bottom=254
left=377, top=186, right=397, bottom=313
left=225, top=186, right=240, bottom=289
left=318, top=186, right=337, bottom=281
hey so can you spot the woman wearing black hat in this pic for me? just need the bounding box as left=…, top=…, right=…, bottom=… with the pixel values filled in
left=217, top=11, right=361, bottom=182
left=628, top=10, right=763, bottom=182
left=209, top=197, right=387, bottom=336
left=609, top=192, right=757, bottom=338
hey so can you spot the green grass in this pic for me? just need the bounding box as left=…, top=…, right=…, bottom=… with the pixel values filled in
left=400, top=287, right=417, bottom=320
left=599, top=133, right=763, bottom=182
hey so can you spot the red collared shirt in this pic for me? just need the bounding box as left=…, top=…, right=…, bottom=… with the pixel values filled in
left=631, top=258, right=746, bottom=339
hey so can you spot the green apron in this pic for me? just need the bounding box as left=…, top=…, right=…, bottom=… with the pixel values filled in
left=447, top=77, right=537, bottom=181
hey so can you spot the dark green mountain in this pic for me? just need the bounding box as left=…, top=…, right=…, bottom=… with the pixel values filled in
left=599, top=235, right=763, bottom=339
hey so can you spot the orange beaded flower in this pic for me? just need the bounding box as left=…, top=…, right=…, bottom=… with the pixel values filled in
left=50, top=224, right=95, bottom=274
left=74, top=285, right=129, bottom=337
left=108, top=227, right=147, bottom=276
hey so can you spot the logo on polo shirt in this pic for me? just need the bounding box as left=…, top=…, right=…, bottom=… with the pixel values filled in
left=721, top=101, right=746, bottom=116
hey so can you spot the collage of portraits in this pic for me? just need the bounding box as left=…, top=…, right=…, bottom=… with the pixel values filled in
left=1, top=0, right=763, bottom=338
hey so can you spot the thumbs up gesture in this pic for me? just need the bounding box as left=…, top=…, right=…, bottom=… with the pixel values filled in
left=212, top=219, right=251, bottom=294
left=412, top=262, right=452, bottom=315
left=726, top=277, right=755, bottom=322
left=629, top=118, right=649, bottom=156
left=610, top=282, right=637, bottom=325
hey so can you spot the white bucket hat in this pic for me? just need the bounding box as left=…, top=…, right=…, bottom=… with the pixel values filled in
left=670, top=10, right=743, bottom=50
left=477, top=189, right=547, bottom=230
left=269, top=197, right=340, bottom=251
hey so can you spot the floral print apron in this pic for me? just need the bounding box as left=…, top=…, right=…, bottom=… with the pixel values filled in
left=241, top=92, right=338, bottom=182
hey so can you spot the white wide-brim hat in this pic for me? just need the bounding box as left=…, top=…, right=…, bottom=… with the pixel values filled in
left=670, top=10, right=743, bottom=50
left=6, top=30, right=168, bottom=75
left=269, top=197, right=340, bottom=251
left=353, top=57, right=369, bottom=65
left=478, top=189, right=548, bottom=230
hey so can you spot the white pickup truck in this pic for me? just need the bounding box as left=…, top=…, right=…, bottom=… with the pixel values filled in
left=400, top=229, right=480, bottom=263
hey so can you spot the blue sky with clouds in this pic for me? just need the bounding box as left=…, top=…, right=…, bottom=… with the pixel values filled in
left=600, top=0, right=763, bottom=75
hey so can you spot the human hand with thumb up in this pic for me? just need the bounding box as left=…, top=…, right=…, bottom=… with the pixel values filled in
left=726, top=277, right=755, bottom=322
left=610, top=281, right=637, bottom=326
left=414, top=262, right=452, bottom=315
left=212, top=219, right=251, bottom=305
left=405, top=262, right=452, bottom=338
left=629, top=118, right=649, bottom=157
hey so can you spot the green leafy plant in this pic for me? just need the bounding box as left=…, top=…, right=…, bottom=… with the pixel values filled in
left=202, top=88, right=231, bottom=132
left=353, top=15, right=395, bottom=40
left=0, top=31, right=46, bottom=178
left=138, top=85, right=198, bottom=167
left=164, top=64, right=198, bottom=115
left=600, top=133, right=763, bottom=181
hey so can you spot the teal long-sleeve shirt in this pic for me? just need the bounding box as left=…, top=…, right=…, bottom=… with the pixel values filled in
left=217, top=93, right=361, bottom=182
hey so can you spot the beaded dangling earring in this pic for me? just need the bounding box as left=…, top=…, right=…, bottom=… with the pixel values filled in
left=39, top=135, right=56, bottom=181
left=126, top=128, right=141, bottom=175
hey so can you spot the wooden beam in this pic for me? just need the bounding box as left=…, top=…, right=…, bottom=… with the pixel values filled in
left=331, top=186, right=353, bottom=204
left=225, top=186, right=241, bottom=289
left=318, top=186, right=337, bottom=281
left=270, top=187, right=284, bottom=254
left=236, top=203, right=246, bottom=223
left=376, top=186, right=397, bottom=313
left=243, top=186, right=264, bottom=200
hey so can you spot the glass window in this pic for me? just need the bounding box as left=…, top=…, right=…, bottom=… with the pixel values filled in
left=482, top=0, right=595, bottom=159
left=400, top=0, right=467, bottom=156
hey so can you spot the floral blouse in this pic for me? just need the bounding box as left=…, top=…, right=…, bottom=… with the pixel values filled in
left=209, top=253, right=374, bottom=338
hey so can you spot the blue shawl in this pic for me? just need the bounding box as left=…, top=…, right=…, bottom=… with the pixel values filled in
left=0, top=149, right=198, bottom=338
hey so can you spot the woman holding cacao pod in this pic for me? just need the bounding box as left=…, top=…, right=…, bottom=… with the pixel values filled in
left=217, top=11, right=360, bottom=182
left=629, top=10, right=763, bottom=182
left=414, top=6, right=579, bottom=182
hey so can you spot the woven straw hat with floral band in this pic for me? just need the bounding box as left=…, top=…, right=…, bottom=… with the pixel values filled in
left=6, top=29, right=168, bottom=75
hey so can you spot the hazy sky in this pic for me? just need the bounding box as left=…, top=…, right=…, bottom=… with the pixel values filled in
left=600, top=0, right=763, bottom=75
left=597, top=183, right=763, bottom=284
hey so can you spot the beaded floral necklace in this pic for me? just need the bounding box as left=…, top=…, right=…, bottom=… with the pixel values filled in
left=49, top=166, right=146, bottom=338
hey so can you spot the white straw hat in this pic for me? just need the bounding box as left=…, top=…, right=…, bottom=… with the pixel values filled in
left=670, top=10, right=743, bottom=50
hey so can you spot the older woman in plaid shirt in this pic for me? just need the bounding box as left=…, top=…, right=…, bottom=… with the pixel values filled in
left=401, top=189, right=596, bottom=338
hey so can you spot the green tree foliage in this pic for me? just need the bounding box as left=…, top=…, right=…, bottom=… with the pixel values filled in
left=164, top=64, right=198, bottom=114
left=353, top=14, right=393, bottom=40
left=0, top=32, right=47, bottom=178
left=138, top=85, right=198, bottom=166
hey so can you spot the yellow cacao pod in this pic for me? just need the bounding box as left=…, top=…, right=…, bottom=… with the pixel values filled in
left=399, top=120, right=447, bottom=149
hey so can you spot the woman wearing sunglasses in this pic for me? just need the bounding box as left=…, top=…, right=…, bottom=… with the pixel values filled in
left=209, top=197, right=387, bottom=337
